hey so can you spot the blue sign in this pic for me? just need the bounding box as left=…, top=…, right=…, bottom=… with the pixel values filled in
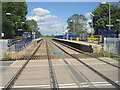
left=54, top=52, right=62, bottom=54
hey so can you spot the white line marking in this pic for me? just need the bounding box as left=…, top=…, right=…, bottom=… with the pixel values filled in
left=92, top=81, right=109, bottom=84
left=0, top=66, right=21, bottom=68
left=26, top=65, right=49, bottom=67
left=14, top=84, right=50, bottom=88
left=0, top=86, right=4, bottom=88
left=0, top=66, right=10, bottom=67
left=82, top=85, right=89, bottom=87
left=10, top=61, right=17, bottom=66
left=59, top=83, right=76, bottom=86
left=59, top=86, right=78, bottom=88
left=60, top=59, right=66, bottom=65
left=94, top=84, right=112, bottom=87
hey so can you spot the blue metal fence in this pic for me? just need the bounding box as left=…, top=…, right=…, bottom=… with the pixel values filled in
left=98, top=30, right=118, bottom=43
left=8, top=36, right=34, bottom=52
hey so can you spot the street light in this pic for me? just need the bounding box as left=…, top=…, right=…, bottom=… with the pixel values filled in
left=63, top=25, right=68, bottom=39
left=90, top=12, right=95, bottom=36
left=65, top=30, right=68, bottom=40
left=101, top=2, right=113, bottom=30
left=30, top=25, right=36, bottom=39
left=101, top=2, right=114, bottom=45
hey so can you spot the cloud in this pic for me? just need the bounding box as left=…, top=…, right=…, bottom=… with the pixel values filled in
left=27, top=15, right=57, bottom=21
left=38, top=21, right=63, bottom=27
left=32, top=8, right=50, bottom=16
left=27, top=7, right=65, bottom=35
left=38, top=20, right=65, bottom=35
left=85, top=12, right=94, bottom=33
left=27, top=16, right=40, bottom=21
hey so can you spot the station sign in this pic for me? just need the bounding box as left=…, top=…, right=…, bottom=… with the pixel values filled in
left=106, top=25, right=114, bottom=27
left=18, top=29, right=22, bottom=31
left=2, top=33, right=4, bottom=37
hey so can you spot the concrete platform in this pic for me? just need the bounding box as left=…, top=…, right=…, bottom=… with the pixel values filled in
left=53, top=38, right=102, bottom=53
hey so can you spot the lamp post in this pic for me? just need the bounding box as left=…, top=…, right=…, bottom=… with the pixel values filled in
left=101, top=2, right=114, bottom=45
left=30, top=25, right=36, bottom=39
left=63, top=25, right=67, bottom=39
left=101, top=2, right=113, bottom=30
left=66, top=30, right=68, bottom=40
left=90, top=12, right=95, bottom=36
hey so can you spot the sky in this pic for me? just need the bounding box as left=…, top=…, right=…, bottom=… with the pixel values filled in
left=26, top=2, right=118, bottom=35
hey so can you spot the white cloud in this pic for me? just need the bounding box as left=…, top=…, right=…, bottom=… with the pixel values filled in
left=27, top=16, right=40, bottom=21
left=32, top=8, right=50, bottom=16
left=27, top=7, right=65, bottom=35
left=38, top=20, right=65, bottom=35
left=40, top=15, right=57, bottom=21
left=27, top=15, right=57, bottom=21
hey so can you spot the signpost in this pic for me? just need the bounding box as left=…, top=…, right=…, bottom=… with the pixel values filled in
left=2, top=33, right=4, bottom=37
left=106, top=25, right=114, bottom=27
left=18, top=29, right=22, bottom=31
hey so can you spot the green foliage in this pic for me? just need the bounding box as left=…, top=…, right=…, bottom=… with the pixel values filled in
left=0, top=1, right=2, bottom=38
left=67, top=14, right=87, bottom=34
left=99, top=50, right=110, bottom=57
left=92, top=3, right=120, bottom=34
left=2, top=2, right=28, bottom=39
left=25, top=19, right=42, bottom=36
left=45, top=34, right=54, bottom=37
left=3, top=52, right=10, bottom=60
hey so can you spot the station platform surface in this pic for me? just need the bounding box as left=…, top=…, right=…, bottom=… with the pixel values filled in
left=53, top=38, right=102, bottom=53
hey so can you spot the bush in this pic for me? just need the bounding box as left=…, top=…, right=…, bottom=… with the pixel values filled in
left=99, top=50, right=110, bottom=57
left=3, top=52, right=10, bottom=60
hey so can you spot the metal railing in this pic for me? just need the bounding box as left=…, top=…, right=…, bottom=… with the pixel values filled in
left=104, top=38, right=120, bottom=55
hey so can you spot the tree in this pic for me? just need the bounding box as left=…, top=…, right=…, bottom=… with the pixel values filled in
left=92, top=3, right=120, bottom=34
left=0, top=1, right=2, bottom=38
left=2, top=2, right=28, bottom=39
left=25, top=19, right=42, bottom=36
left=67, top=14, right=87, bottom=34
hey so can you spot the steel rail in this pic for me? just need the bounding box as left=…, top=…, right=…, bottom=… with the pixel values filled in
left=53, top=40, right=120, bottom=69
left=46, top=41, right=59, bottom=89
left=51, top=41, right=120, bottom=89
left=2, top=40, right=43, bottom=90
left=49, top=41, right=95, bottom=88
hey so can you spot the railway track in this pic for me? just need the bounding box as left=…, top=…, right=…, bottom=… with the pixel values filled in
left=53, top=40, right=120, bottom=69
left=46, top=41, right=59, bottom=89
left=2, top=39, right=60, bottom=89
left=51, top=39, right=120, bottom=88
left=2, top=40, right=43, bottom=90
left=2, top=38, right=120, bottom=89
